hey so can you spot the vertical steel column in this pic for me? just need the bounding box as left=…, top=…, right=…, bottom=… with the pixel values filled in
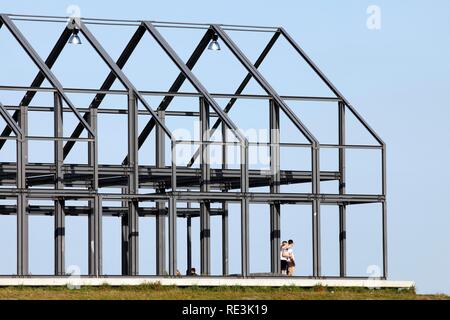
left=222, top=202, right=229, bottom=276
left=168, top=141, right=177, bottom=275
left=88, top=104, right=101, bottom=276
left=186, top=214, right=192, bottom=274
left=156, top=110, right=166, bottom=275
left=200, top=97, right=211, bottom=275
left=240, top=145, right=249, bottom=277
left=121, top=187, right=129, bottom=275
left=382, top=145, right=388, bottom=279
left=221, top=123, right=229, bottom=276
left=127, top=92, right=139, bottom=275
left=16, top=100, right=28, bottom=276
left=168, top=197, right=177, bottom=275
left=338, top=101, right=347, bottom=277
left=269, top=100, right=281, bottom=274
left=54, top=93, right=65, bottom=275
left=311, top=144, right=321, bottom=278
left=89, top=195, right=102, bottom=277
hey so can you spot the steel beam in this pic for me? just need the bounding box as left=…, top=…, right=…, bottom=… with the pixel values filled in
left=63, top=26, right=146, bottom=159
left=211, top=25, right=317, bottom=146
left=279, top=27, right=384, bottom=146
left=269, top=100, right=281, bottom=274
left=0, top=87, right=341, bottom=103
left=0, top=189, right=383, bottom=204
left=382, top=146, right=388, bottom=279
left=0, top=163, right=339, bottom=189
left=221, top=201, right=229, bottom=276
left=54, top=93, right=65, bottom=275
left=87, top=195, right=102, bottom=276
left=0, top=15, right=94, bottom=136
left=200, top=98, right=211, bottom=275
left=121, top=187, right=129, bottom=275
left=0, top=102, right=23, bottom=137
left=127, top=93, right=139, bottom=275
left=0, top=204, right=225, bottom=217
left=141, top=21, right=247, bottom=146
left=221, top=122, right=229, bottom=276
left=75, top=20, right=173, bottom=141
left=186, top=214, right=192, bottom=274
left=240, top=145, right=249, bottom=277
left=187, top=31, right=280, bottom=167
left=0, top=27, right=71, bottom=150
left=338, top=101, right=347, bottom=277
left=382, top=200, right=388, bottom=279
left=16, top=96, right=28, bottom=276
left=88, top=101, right=100, bottom=276
left=168, top=196, right=177, bottom=275
left=156, top=110, right=166, bottom=275
left=123, top=29, right=214, bottom=165
left=312, top=146, right=321, bottom=278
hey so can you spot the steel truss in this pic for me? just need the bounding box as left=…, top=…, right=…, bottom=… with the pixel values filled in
left=0, top=13, right=387, bottom=278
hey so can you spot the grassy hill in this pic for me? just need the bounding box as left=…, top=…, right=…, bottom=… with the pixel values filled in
left=0, top=284, right=447, bottom=300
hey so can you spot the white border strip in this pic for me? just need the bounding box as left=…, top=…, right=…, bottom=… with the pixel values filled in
left=0, top=277, right=415, bottom=288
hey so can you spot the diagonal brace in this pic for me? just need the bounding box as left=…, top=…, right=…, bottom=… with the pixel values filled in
left=75, top=20, right=174, bottom=141
left=0, top=14, right=94, bottom=136
left=187, top=31, right=281, bottom=167
left=63, top=26, right=147, bottom=159
left=279, top=27, right=384, bottom=146
left=211, top=24, right=318, bottom=146
left=142, top=21, right=247, bottom=146
left=122, top=28, right=214, bottom=165
left=0, top=27, right=72, bottom=150
left=0, top=102, right=23, bottom=137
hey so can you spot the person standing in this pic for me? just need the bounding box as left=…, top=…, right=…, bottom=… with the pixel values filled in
left=287, top=239, right=296, bottom=276
left=280, top=241, right=289, bottom=275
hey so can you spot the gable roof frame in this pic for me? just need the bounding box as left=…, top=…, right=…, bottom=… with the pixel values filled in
left=141, top=21, right=248, bottom=147
left=0, top=14, right=95, bottom=137
left=73, top=19, right=174, bottom=141
left=279, top=27, right=384, bottom=146
left=0, top=26, right=72, bottom=150
left=211, top=24, right=319, bottom=147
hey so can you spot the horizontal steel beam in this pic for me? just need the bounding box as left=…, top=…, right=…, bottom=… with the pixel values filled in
left=0, top=189, right=384, bottom=204
left=5, top=14, right=280, bottom=31
left=0, top=163, right=340, bottom=188
left=0, top=205, right=224, bottom=217
left=0, top=85, right=341, bottom=102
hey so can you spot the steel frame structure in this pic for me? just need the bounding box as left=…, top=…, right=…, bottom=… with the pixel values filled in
left=0, top=13, right=387, bottom=278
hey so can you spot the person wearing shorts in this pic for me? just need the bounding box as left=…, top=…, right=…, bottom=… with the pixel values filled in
left=280, top=241, right=289, bottom=275
left=287, top=239, right=296, bottom=276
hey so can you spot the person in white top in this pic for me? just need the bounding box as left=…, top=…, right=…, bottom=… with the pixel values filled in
left=280, top=241, right=289, bottom=275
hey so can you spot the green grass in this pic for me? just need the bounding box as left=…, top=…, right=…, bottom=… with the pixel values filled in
left=0, top=284, right=447, bottom=300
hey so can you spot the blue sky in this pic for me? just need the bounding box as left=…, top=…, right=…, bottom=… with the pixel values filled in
left=0, top=0, right=449, bottom=294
